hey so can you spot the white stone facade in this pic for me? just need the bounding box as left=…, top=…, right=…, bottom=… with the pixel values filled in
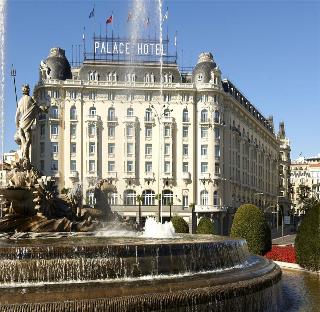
left=31, top=50, right=281, bottom=233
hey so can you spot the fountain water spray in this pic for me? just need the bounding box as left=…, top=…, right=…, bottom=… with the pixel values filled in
left=0, top=0, right=6, bottom=189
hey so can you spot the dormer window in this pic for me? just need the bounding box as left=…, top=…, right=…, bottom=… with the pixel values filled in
left=197, top=73, right=203, bottom=81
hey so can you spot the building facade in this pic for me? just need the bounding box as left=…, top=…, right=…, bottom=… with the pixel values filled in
left=290, top=155, right=320, bottom=213
left=31, top=46, right=282, bottom=233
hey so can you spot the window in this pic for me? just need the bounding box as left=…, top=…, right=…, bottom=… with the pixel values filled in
left=200, top=127, right=208, bottom=138
left=164, top=161, right=171, bottom=173
left=89, top=107, right=96, bottom=115
left=126, top=125, right=134, bottom=137
left=40, top=160, right=44, bottom=171
left=145, top=126, right=152, bottom=138
left=182, top=94, right=189, bottom=102
left=108, top=161, right=115, bottom=172
left=162, top=190, right=173, bottom=205
left=145, top=92, right=152, bottom=101
left=71, top=143, right=76, bottom=154
left=145, top=161, right=152, bottom=173
left=88, top=191, right=96, bottom=207
left=51, top=142, right=58, bottom=154
left=40, top=124, right=45, bottom=137
left=200, top=190, right=208, bottom=206
left=51, top=124, right=58, bottom=135
left=201, top=109, right=208, bottom=122
left=201, top=145, right=208, bottom=156
left=142, top=190, right=155, bottom=206
left=70, top=107, right=77, bottom=120
left=182, top=109, right=189, bottom=122
left=108, top=126, right=115, bottom=137
left=108, top=143, right=115, bottom=155
left=70, top=91, right=77, bottom=100
left=40, top=142, right=45, bottom=154
left=89, top=142, right=95, bottom=154
left=183, top=144, right=188, bottom=156
left=215, top=163, right=220, bottom=175
left=126, top=93, right=134, bottom=101
left=164, top=108, right=171, bottom=117
left=127, top=161, right=134, bottom=172
left=127, top=107, right=134, bottom=116
left=88, top=124, right=96, bottom=136
left=214, top=110, right=220, bottom=123
left=89, top=91, right=96, bottom=100
left=213, top=191, right=219, bottom=206
left=70, top=160, right=76, bottom=171
left=215, top=145, right=220, bottom=158
left=201, top=162, right=208, bottom=173
left=124, top=190, right=136, bottom=205
left=51, top=106, right=58, bottom=119
left=182, top=195, right=189, bottom=208
left=145, top=144, right=152, bottom=155
left=163, top=93, right=171, bottom=102
left=164, top=126, right=171, bottom=137
left=144, top=73, right=150, bottom=83
left=70, top=124, right=76, bottom=136
left=127, top=143, right=133, bottom=155
left=51, top=160, right=58, bottom=171
left=108, top=192, right=118, bottom=205
left=108, top=107, right=116, bottom=121
left=52, top=90, right=60, bottom=99
left=182, top=162, right=188, bottom=173
left=145, top=108, right=153, bottom=121
left=214, top=127, right=220, bottom=139
left=197, top=73, right=203, bottom=82
left=183, top=126, right=188, bottom=138
left=164, top=143, right=170, bottom=155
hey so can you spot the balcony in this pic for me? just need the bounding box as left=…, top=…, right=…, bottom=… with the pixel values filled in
left=199, top=172, right=211, bottom=181
left=144, top=172, right=154, bottom=180
left=50, top=170, right=60, bottom=178
left=69, top=170, right=79, bottom=179
left=162, top=116, right=173, bottom=124
left=106, top=171, right=117, bottom=179
left=86, top=114, right=101, bottom=122
left=86, top=171, right=97, bottom=178
left=182, top=118, right=190, bottom=124
left=144, top=117, right=155, bottom=124
left=162, top=172, right=173, bottom=180
left=107, top=116, right=118, bottom=124
left=194, top=205, right=226, bottom=213
left=123, top=116, right=137, bottom=123
left=199, top=118, right=211, bottom=126
left=182, top=172, right=191, bottom=180
left=124, top=171, right=136, bottom=179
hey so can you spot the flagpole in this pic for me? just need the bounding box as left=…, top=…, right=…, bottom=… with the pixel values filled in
left=83, top=27, right=86, bottom=61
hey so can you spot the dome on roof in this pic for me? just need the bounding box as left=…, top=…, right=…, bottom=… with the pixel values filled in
left=192, top=52, right=217, bottom=84
left=40, top=48, right=72, bottom=81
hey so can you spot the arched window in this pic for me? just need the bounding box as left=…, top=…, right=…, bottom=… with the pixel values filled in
left=88, top=124, right=96, bottom=136
left=162, top=190, right=173, bottom=205
left=108, top=107, right=115, bottom=121
left=168, top=73, right=173, bottom=83
left=200, top=190, right=208, bottom=206
left=214, top=110, right=220, bottom=123
left=201, top=109, right=208, bottom=122
left=113, top=72, right=117, bottom=82
left=89, top=107, right=96, bottom=116
left=183, top=109, right=189, bottom=122
left=124, top=190, right=136, bottom=205
left=164, top=108, right=171, bottom=117
left=70, top=106, right=77, bottom=120
left=94, top=72, right=99, bottom=81
left=144, top=73, right=150, bottom=83
left=107, top=192, right=118, bottom=205
left=107, top=72, right=112, bottom=81
left=213, top=191, right=219, bottom=207
left=131, top=73, right=136, bottom=82
left=150, top=73, right=155, bottom=83
left=127, top=107, right=134, bottom=117
left=51, top=106, right=59, bottom=119
left=145, top=108, right=153, bottom=121
left=87, top=190, right=96, bottom=207
left=142, top=190, right=155, bottom=206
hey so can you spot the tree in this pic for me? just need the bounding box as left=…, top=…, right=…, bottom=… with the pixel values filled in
left=171, top=216, right=189, bottom=233
left=230, top=204, right=271, bottom=255
left=297, top=184, right=319, bottom=214
left=295, top=203, right=320, bottom=271
left=196, top=217, right=216, bottom=235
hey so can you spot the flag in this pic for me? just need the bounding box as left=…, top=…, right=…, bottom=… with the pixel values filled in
left=174, top=31, right=177, bottom=46
left=89, top=8, right=94, bottom=19
left=144, top=17, right=150, bottom=27
left=163, top=7, right=168, bottom=21
left=106, top=15, right=113, bottom=24
left=127, top=12, right=132, bottom=22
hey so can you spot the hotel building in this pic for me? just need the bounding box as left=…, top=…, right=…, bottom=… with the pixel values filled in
left=31, top=42, right=286, bottom=233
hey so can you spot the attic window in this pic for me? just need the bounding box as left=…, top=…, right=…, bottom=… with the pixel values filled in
left=197, top=73, right=203, bottom=81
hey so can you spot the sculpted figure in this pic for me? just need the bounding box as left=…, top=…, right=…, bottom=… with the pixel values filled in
left=15, top=84, right=48, bottom=161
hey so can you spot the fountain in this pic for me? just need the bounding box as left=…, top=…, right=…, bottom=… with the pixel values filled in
left=0, top=0, right=282, bottom=310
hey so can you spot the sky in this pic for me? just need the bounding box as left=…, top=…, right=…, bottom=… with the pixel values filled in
left=3, top=0, right=320, bottom=159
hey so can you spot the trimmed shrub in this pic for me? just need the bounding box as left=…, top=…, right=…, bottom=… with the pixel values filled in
left=196, top=217, right=216, bottom=235
left=295, top=203, right=320, bottom=271
left=171, top=216, right=189, bottom=233
left=230, top=204, right=271, bottom=255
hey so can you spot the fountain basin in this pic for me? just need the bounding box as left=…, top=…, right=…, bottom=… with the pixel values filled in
left=0, top=234, right=282, bottom=311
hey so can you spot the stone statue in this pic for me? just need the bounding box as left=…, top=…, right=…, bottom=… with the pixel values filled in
left=15, top=84, right=48, bottom=161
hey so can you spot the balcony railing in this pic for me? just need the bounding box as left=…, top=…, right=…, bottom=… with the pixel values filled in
left=69, top=170, right=79, bottom=178
left=194, top=205, right=226, bottom=213
left=182, top=172, right=191, bottom=180
left=123, top=116, right=137, bottom=123
left=106, top=172, right=117, bottom=179
left=124, top=171, right=136, bottom=179
left=86, top=115, right=101, bottom=122
left=162, top=172, right=173, bottom=180
left=144, top=117, right=155, bottom=124
left=199, top=172, right=211, bottom=181
left=144, top=172, right=154, bottom=180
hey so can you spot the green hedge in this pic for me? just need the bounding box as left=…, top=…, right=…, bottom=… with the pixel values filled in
left=196, top=217, right=216, bottom=235
left=295, top=203, right=320, bottom=271
left=171, top=216, right=189, bottom=233
left=230, top=204, right=271, bottom=255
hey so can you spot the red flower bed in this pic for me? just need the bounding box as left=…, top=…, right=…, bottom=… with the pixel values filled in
left=265, top=245, right=296, bottom=263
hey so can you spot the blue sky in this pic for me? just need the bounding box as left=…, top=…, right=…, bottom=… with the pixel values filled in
left=4, top=0, right=320, bottom=159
